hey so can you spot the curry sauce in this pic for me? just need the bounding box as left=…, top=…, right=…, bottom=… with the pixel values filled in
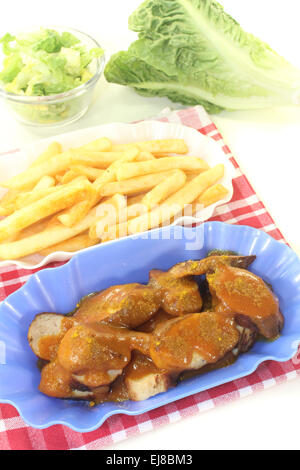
left=29, top=253, right=282, bottom=404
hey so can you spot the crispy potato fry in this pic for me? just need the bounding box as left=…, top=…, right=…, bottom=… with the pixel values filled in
left=78, top=137, right=112, bottom=152
left=111, top=139, right=188, bottom=155
left=15, top=187, right=56, bottom=210
left=39, top=232, right=99, bottom=255
left=29, top=142, right=62, bottom=168
left=99, top=170, right=178, bottom=197
left=28, top=138, right=110, bottom=174
left=89, top=194, right=127, bottom=240
left=71, top=150, right=137, bottom=169
left=193, top=184, right=229, bottom=212
left=16, top=217, right=55, bottom=239
left=58, top=148, right=139, bottom=227
left=127, top=193, right=146, bottom=205
left=126, top=203, right=148, bottom=221
left=136, top=152, right=156, bottom=162
left=0, top=205, right=14, bottom=217
left=15, top=176, right=87, bottom=212
left=186, top=171, right=205, bottom=182
left=92, top=147, right=140, bottom=193
left=14, top=176, right=56, bottom=210
left=102, top=164, right=224, bottom=241
left=33, top=175, right=56, bottom=191
left=4, top=151, right=74, bottom=190
left=0, top=188, right=19, bottom=206
left=116, top=157, right=209, bottom=181
left=164, top=164, right=224, bottom=207
left=0, top=199, right=113, bottom=260
left=0, top=134, right=229, bottom=261
left=0, top=178, right=94, bottom=242
left=5, top=143, right=118, bottom=190
left=57, top=191, right=97, bottom=227
left=141, top=170, right=186, bottom=209
left=55, top=174, right=63, bottom=183
left=60, top=170, right=82, bottom=184
left=0, top=188, right=20, bottom=216
left=70, top=165, right=104, bottom=181
left=153, top=153, right=175, bottom=158
left=1, top=217, right=53, bottom=244
left=0, top=179, right=46, bottom=215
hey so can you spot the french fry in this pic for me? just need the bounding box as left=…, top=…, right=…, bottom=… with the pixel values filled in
left=77, top=137, right=112, bottom=152
left=126, top=203, right=148, bottom=221
left=33, top=175, right=56, bottom=191
left=0, top=189, right=20, bottom=216
left=193, top=184, right=229, bottom=213
left=39, top=232, right=99, bottom=255
left=126, top=174, right=185, bottom=218
left=16, top=217, right=55, bottom=239
left=111, top=139, right=188, bottom=155
left=102, top=164, right=224, bottom=241
left=58, top=148, right=139, bottom=227
left=127, top=193, right=146, bottom=205
left=0, top=202, right=103, bottom=260
left=57, top=191, right=97, bottom=227
left=0, top=218, right=50, bottom=244
left=0, top=178, right=94, bottom=242
left=4, top=151, right=74, bottom=190
left=186, top=171, right=205, bottom=182
left=0, top=205, right=14, bottom=217
left=14, top=176, right=56, bottom=210
left=136, top=152, right=156, bottom=162
left=29, top=138, right=110, bottom=172
left=89, top=194, right=127, bottom=240
left=55, top=174, right=63, bottom=183
left=91, top=147, right=140, bottom=195
left=116, top=157, right=209, bottom=181
left=2, top=138, right=124, bottom=190
left=60, top=170, right=82, bottom=184
left=70, top=165, right=104, bottom=181
left=0, top=134, right=229, bottom=261
left=163, top=164, right=224, bottom=206
left=29, top=142, right=62, bottom=168
left=0, top=179, right=48, bottom=216
left=15, top=187, right=56, bottom=210
left=0, top=188, right=19, bottom=207
left=71, top=150, right=137, bottom=169
left=153, top=153, right=176, bottom=158
left=141, top=170, right=186, bottom=209
left=15, top=176, right=87, bottom=211
left=99, top=170, right=179, bottom=197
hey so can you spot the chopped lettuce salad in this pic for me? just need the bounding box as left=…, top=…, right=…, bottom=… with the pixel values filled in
left=0, top=29, right=104, bottom=125
left=0, top=28, right=103, bottom=96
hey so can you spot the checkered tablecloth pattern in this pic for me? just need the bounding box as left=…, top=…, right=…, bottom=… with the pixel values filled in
left=0, top=106, right=299, bottom=450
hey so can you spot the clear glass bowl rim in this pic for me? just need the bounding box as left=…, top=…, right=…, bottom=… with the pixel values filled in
left=0, top=27, right=105, bottom=104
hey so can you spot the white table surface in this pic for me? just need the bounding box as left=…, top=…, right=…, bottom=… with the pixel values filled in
left=1, top=0, right=300, bottom=450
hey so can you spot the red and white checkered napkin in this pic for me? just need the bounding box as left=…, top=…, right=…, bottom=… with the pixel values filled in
left=0, top=106, right=300, bottom=450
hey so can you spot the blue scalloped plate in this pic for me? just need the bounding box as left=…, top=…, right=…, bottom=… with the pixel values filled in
left=0, top=222, right=300, bottom=432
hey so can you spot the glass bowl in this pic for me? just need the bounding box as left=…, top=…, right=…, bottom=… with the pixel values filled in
left=0, top=28, right=105, bottom=127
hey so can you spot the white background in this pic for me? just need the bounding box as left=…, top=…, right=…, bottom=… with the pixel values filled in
left=1, top=0, right=300, bottom=450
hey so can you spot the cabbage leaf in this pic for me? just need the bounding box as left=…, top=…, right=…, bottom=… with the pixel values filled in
left=104, top=0, right=300, bottom=112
